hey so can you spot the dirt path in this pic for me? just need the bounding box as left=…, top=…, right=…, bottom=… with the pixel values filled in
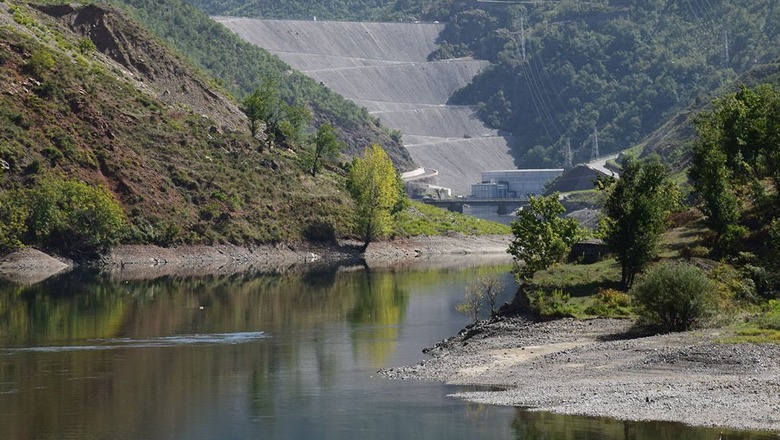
left=381, top=317, right=780, bottom=433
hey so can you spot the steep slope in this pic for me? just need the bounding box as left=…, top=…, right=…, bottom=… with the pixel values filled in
left=638, top=60, right=780, bottom=174
left=0, top=2, right=354, bottom=248
left=102, top=0, right=414, bottom=171
left=218, top=18, right=519, bottom=195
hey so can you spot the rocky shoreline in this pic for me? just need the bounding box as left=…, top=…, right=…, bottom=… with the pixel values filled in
left=0, top=234, right=512, bottom=282
left=380, top=316, right=780, bottom=433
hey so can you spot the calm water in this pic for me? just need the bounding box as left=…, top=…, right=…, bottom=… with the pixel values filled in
left=0, top=261, right=776, bottom=440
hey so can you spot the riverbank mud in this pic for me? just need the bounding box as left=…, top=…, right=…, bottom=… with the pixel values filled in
left=380, top=316, right=780, bottom=433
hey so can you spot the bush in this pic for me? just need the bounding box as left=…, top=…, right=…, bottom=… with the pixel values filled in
left=631, top=261, right=717, bottom=332
left=25, top=50, right=56, bottom=78
left=0, top=189, right=28, bottom=254
left=584, top=288, right=632, bottom=317
left=755, top=300, right=780, bottom=331
left=25, top=177, right=126, bottom=257
left=531, top=288, right=577, bottom=319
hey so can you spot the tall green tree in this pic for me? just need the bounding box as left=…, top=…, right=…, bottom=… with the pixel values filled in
left=309, top=124, right=343, bottom=177
left=507, top=192, right=580, bottom=283
left=347, top=144, right=400, bottom=251
left=689, top=84, right=780, bottom=252
left=242, top=81, right=281, bottom=141
left=601, top=158, right=676, bottom=289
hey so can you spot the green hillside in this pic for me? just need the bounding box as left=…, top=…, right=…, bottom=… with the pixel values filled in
left=187, top=0, right=780, bottom=168
left=0, top=1, right=508, bottom=258
left=96, top=0, right=414, bottom=169
left=0, top=1, right=357, bottom=255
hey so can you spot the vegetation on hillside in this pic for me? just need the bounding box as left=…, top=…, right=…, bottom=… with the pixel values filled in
left=0, top=2, right=362, bottom=254
left=189, top=0, right=780, bottom=169
left=505, top=82, right=779, bottom=331
left=182, top=0, right=447, bottom=23
left=93, top=0, right=413, bottom=169
left=443, top=0, right=780, bottom=167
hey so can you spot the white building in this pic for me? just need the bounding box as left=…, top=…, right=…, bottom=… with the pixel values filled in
left=471, top=169, right=563, bottom=200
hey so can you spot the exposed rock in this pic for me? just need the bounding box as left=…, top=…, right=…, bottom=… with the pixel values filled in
left=0, top=248, right=71, bottom=284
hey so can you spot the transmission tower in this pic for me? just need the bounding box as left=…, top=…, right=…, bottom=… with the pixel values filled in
left=591, top=127, right=599, bottom=162
left=519, top=15, right=527, bottom=61
left=722, top=25, right=730, bottom=67
left=563, top=137, right=573, bottom=169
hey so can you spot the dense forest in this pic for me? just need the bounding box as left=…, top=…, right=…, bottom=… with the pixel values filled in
left=187, top=0, right=780, bottom=167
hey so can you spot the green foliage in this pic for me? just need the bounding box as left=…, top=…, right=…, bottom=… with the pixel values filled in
left=309, top=124, right=343, bottom=177
left=77, top=37, right=97, bottom=54
left=0, top=189, right=28, bottom=253
left=601, top=157, right=676, bottom=289
left=630, top=261, right=717, bottom=332
left=690, top=85, right=780, bottom=254
left=394, top=201, right=510, bottom=236
left=24, top=177, right=126, bottom=257
left=25, top=49, right=56, bottom=78
left=1, top=176, right=125, bottom=257
left=183, top=0, right=446, bottom=22
left=584, top=288, right=632, bottom=318
left=755, top=300, right=780, bottom=331
left=439, top=0, right=780, bottom=166
left=242, top=81, right=281, bottom=140
left=347, top=144, right=400, bottom=249
left=507, top=192, right=581, bottom=282
left=106, top=0, right=409, bottom=166
left=531, top=288, right=576, bottom=319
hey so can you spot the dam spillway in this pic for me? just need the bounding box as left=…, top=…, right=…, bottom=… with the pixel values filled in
left=216, top=18, right=519, bottom=195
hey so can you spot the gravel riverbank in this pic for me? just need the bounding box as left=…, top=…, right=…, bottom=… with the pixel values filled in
left=381, top=316, right=780, bottom=433
left=0, top=234, right=512, bottom=282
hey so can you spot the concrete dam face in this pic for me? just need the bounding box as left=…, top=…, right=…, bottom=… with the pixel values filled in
left=216, top=18, right=519, bottom=195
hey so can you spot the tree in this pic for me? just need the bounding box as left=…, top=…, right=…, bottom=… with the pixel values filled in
left=243, top=82, right=277, bottom=138
left=309, top=124, right=343, bottom=177
left=601, top=157, right=676, bottom=289
left=507, top=192, right=581, bottom=282
left=456, top=282, right=484, bottom=325
left=347, top=144, right=400, bottom=252
left=690, top=85, right=780, bottom=252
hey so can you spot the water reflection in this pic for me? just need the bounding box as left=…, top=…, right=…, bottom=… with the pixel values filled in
left=0, top=263, right=772, bottom=440
left=511, top=410, right=778, bottom=440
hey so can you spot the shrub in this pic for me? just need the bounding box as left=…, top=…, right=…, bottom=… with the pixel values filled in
left=755, top=300, right=780, bottom=331
left=25, top=50, right=56, bottom=78
left=585, top=288, right=632, bottom=317
left=456, top=283, right=483, bottom=324
left=631, top=261, right=717, bottom=332
left=25, top=177, right=126, bottom=257
left=531, top=288, right=577, bottom=319
left=0, top=189, right=28, bottom=253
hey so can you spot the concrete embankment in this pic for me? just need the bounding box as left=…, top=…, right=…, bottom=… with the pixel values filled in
left=216, top=18, right=519, bottom=195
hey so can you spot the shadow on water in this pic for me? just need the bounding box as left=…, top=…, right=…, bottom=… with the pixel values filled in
left=511, top=410, right=779, bottom=440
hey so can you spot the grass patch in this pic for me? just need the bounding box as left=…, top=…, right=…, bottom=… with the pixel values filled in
left=526, top=258, right=626, bottom=319
left=533, top=258, right=621, bottom=297
left=394, top=201, right=510, bottom=237
left=720, top=300, right=780, bottom=343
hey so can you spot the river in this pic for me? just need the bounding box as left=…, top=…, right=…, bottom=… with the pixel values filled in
left=0, top=260, right=775, bottom=439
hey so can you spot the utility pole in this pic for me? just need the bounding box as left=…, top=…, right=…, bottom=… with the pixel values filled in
left=591, top=127, right=599, bottom=162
